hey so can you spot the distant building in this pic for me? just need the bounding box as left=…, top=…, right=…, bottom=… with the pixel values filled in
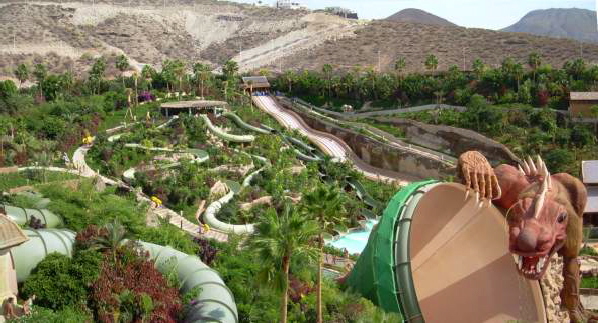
left=324, top=7, right=359, bottom=19
left=253, top=1, right=269, bottom=7
left=582, top=160, right=598, bottom=225
left=276, top=0, right=306, bottom=10
left=569, top=92, right=598, bottom=118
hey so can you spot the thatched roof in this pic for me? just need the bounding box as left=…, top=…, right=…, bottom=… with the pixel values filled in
left=242, top=76, right=270, bottom=89
left=0, top=213, right=28, bottom=250
left=161, top=100, right=228, bottom=109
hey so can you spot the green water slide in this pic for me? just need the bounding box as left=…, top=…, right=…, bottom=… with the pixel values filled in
left=345, top=178, right=384, bottom=210
left=201, top=115, right=255, bottom=143
left=222, top=112, right=270, bottom=134
left=0, top=204, right=63, bottom=228
left=346, top=180, right=437, bottom=320
left=11, top=229, right=238, bottom=323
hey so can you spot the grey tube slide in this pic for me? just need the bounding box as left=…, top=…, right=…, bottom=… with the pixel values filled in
left=1, top=204, right=63, bottom=228
left=11, top=229, right=238, bottom=323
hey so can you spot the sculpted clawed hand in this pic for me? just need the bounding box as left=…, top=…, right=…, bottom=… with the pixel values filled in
left=457, top=151, right=502, bottom=204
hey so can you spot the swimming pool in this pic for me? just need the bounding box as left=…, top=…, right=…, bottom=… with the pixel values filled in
left=326, top=219, right=378, bottom=255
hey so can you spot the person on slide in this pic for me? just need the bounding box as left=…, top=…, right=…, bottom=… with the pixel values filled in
left=458, top=151, right=595, bottom=322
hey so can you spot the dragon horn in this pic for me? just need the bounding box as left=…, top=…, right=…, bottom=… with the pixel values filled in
left=536, top=156, right=545, bottom=175
left=527, top=156, right=537, bottom=175
left=534, top=174, right=550, bottom=219
left=521, top=159, right=531, bottom=175
left=518, top=164, right=525, bottom=175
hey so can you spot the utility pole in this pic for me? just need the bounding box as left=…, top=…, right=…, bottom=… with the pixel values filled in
left=462, top=47, right=466, bottom=70
left=377, top=50, right=381, bottom=72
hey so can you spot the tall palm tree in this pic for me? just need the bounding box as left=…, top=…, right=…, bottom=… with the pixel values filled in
left=141, top=65, right=155, bottom=90
left=193, top=63, right=211, bottom=98
left=301, top=184, right=346, bottom=323
left=322, top=64, right=333, bottom=103
left=527, top=52, right=542, bottom=82
left=283, top=70, right=296, bottom=93
left=33, top=63, right=47, bottom=98
left=115, top=54, right=130, bottom=87
left=472, top=58, right=485, bottom=80
left=248, top=205, right=318, bottom=323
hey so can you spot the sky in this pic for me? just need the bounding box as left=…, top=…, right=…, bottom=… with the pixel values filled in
left=231, top=0, right=595, bottom=30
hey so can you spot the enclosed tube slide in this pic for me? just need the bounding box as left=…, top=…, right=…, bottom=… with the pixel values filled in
left=202, top=168, right=266, bottom=234
left=345, top=178, right=383, bottom=210
left=11, top=229, right=238, bottom=323
left=0, top=204, right=62, bottom=228
left=222, top=112, right=270, bottom=134
left=346, top=181, right=547, bottom=322
left=200, top=115, right=255, bottom=143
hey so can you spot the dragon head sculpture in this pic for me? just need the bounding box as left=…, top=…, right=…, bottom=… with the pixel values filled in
left=506, top=157, right=571, bottom=280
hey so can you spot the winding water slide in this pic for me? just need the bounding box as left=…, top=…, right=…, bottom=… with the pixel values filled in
left=252, top=95, right=408, bottom=185
left=222, top=112, right=270, bottom=135
left=201, top=115, right=255, bottom=143
left=10, top=228, right=238, bottom=322
left=346, top=181, right=547, bottom=322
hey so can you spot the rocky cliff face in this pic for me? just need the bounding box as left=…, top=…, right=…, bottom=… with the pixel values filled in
left=502, top=8, right=598, bottom=43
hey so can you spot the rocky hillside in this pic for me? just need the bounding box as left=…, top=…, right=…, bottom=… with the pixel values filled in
left=502, top=8, right=598, bottom=43
left=0, top=0, right=342, bottom=78
left=385, top=8, right=457, bottom=26
left=1, top=1, right=598, bottom=80
left=272, top=20, right=598, bottom=73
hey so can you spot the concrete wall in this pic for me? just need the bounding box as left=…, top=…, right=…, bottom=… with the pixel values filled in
left=280, top=101, right=455, bottom=180
left=372, top=117, right=519, bottom=166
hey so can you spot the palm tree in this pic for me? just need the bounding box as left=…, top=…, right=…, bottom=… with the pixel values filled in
left=14, top=63, right=29, bottom=89
left=33, top=63, right=47, bottom=98
left=301, top=184, right=346, bottom=323
left=89, top=57, right=106, bottom=95
left=115, top=54, right=130, bottom=87
left=91, top=219, right=128, bottom=264
left=424, top=54, right=439, bottom=72
left=394, top=57, right=406, bottom=80
left=528, top=52, right=542, bottom=82
left=223, top=60, right=239, bottom=81
left=322, top=64, right=333, bottom=103
left=248, top=204, right=318, bottom=323
left=141, top=65, right=155, bottom=90
left=283, top=70, right=296, bottom=93
left=193, top=63, right=210, bottom=98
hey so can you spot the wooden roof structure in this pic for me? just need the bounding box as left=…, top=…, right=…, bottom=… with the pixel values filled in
left=161, top=100, right=228, bottom=110
left=241, top=76, right=270, bottom=89
left=570, top=92, right=598, bottom=101
left=0, top=212, right=28, bottom=250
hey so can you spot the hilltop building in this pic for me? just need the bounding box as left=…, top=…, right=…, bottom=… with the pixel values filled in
left=276, top=0, right=306, bottom=10
left=569, top=92, right=598, bottom=118
left=324, top=7, right=359, bottom=19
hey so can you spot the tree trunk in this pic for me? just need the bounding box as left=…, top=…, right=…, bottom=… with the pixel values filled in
left=280, top=254, right=290, bottom=323
left=316, top=233, right=323, bottom=323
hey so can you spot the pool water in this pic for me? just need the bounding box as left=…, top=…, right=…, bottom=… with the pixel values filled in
left=327, top=219, right=378, bottom=255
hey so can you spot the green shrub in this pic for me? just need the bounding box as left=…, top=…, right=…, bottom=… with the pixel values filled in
left=21, top=250, right=102, bottom=310
left=7, top=306, right=93, bottom=323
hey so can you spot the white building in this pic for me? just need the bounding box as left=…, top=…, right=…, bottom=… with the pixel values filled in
left=276, top=0, right=306, bottom=10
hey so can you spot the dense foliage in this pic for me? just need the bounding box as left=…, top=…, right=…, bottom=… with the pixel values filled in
left=273, top=55, right=598, bottom=111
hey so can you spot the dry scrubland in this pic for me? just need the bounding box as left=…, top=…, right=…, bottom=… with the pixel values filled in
left=276, top=20, right=598, bottom=72
left=0, top=0, right=309, bottom=77
left=1, top=1, right=598, bottom=78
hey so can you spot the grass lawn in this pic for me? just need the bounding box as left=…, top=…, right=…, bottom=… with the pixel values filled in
left=0, top=170, right=79, bottom=192
left=98, top=104, right=155, bottom=132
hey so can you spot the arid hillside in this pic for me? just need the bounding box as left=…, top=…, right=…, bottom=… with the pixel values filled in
left=274, top=20, right=598, bottom=73
left=1, top=1, right=598, bottom=80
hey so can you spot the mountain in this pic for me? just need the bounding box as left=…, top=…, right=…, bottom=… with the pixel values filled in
left=385, top=8, right=457, bottom=27
left=274, top=20, right=598, bottom=74
left=502, top=8, right=598, bottom=43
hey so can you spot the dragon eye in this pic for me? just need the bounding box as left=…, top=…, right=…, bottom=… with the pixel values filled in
left=557, top=213, right=567, bottom=223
